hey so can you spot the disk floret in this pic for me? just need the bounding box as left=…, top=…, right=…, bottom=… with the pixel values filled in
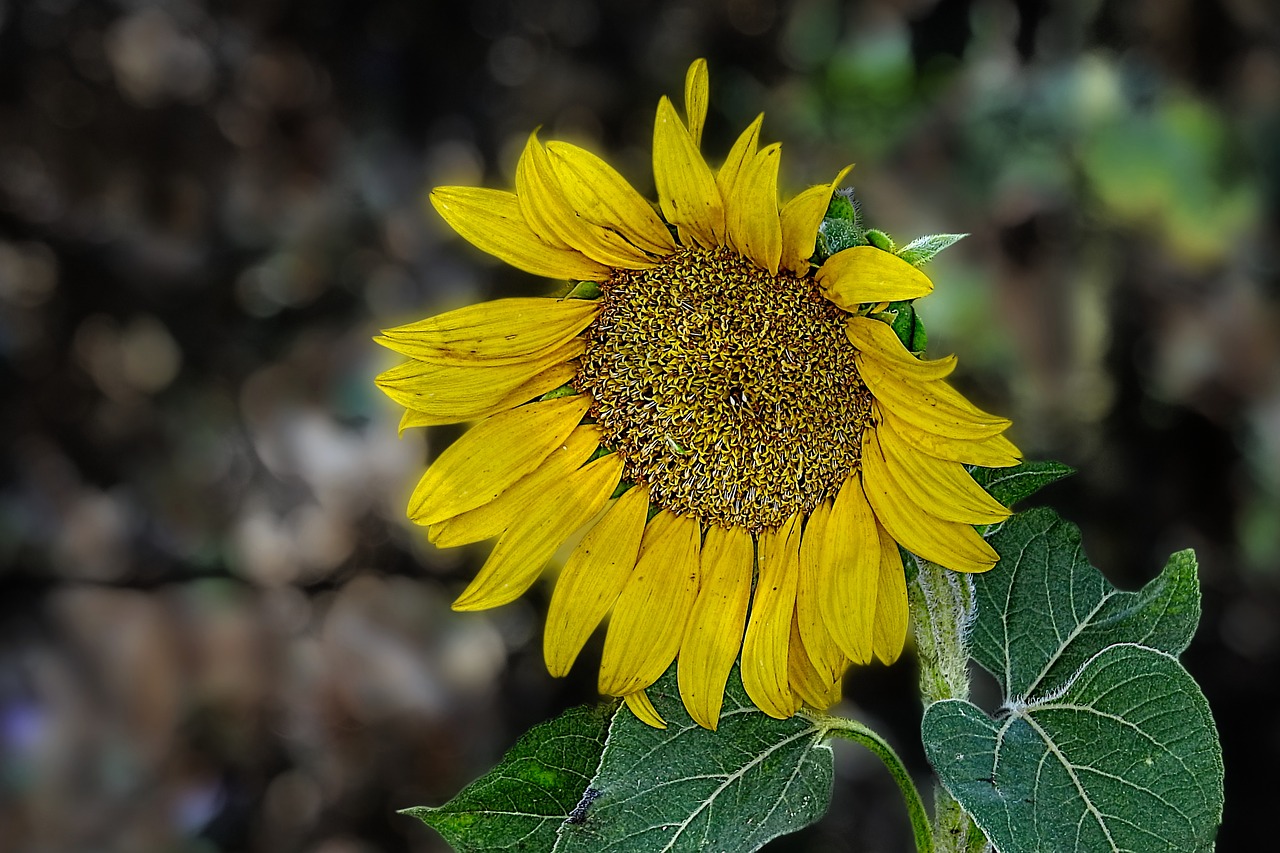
left=578, top=247, right=872, bottom=532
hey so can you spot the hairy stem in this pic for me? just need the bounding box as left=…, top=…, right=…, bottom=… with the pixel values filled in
left=812, top=714, right=934, bottom=853
left=909, top=557, right=985, bottom=853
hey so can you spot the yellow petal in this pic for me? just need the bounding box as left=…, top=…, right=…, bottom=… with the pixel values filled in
left=779, top=165, right=852, bottom=275
left=678, top=524, right=753, bottom=730
left=872, top=523, right=908, bottom=665
left=375, top=337, right=582, bottom=416
left=653, top=96, right=724, bottom=249
left=788, top=613, right=843, bottom=711
left=543, top=485, right=650, bottom=677
left=624, top=689, right=667, bottom=729
left=862, top=428, right=999, bottom=573
left=816, top=246, right=934, bottom=309
left=741, top=514, right=802, bottom=720
left=429, top=425, right=602, bottom=547
left=516, top=132, right=655, bottom=269
left=725, top=143, right=782, bottom=275
left=845, top=315, right=957, bottom=381
left=546, top=141, right=676, bottom=256
left=430, top=186, right=610, bottom=281
left=795, top=500, right=847, bottom=682
left=599, top=511, right=701, bottom=696
left=452, top=452, right=623, bottom=610
left=684, top=58, right=709, bottom=149
left=858, top=357, right=1010, bottom=440
left=817, top=476, right=880, bottom=664
left=877, top=423, right=1012, bottom=525
left=879, top=406, right=1022, bottom=467
left=377, top=297, right=599, bottom=367
left=716, top=114, right=762, bottom=210
left=407, top=395, right=590, bottom=525
left=396, top=363, right=577, bottom=429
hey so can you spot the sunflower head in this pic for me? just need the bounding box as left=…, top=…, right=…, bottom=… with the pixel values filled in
left=377, top=59, right=1020, bottom=730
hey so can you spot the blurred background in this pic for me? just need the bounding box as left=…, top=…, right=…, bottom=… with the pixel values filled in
left=1, top=0, right=1276, bottom=850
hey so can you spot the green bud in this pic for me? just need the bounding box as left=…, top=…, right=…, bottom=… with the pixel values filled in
left=865, top=229, right=896, bottom=253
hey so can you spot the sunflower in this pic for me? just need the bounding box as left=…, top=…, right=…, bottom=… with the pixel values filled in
left=377, top=60, right=1020, bottom=730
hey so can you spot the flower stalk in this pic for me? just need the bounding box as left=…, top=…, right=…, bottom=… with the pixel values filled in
left=909, top=556, right=988, bottom=853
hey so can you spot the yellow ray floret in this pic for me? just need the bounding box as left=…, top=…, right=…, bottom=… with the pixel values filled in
left=598, top=510, right=701, bottom=697
left=861, top=429, right=999, bottom=573
left=741, top=514, right=802, bottom=720
left=678, top=524, right=754, bottom=729
left=724, top=143, right=783, bottom=275
left=377, top=297, right=599, bottom=366
left=716, top=112, right=763, bottom=205
left=779, top=165, right=853, bottom=275
left=375, top=337, right=582, bottom=417
left=516, top=132, right=656, bottom=270
left=452, top=451, right=623, bottom=611
left=429, top=186, right=609, bottom=281
left=653, top=96, right=724, bottom=249
left=817, top=246, right=934, bottom=309
left=407, top=395, right=589, bottom=526
left=543, top=485, right=650, bottom=677
left=846, top=314, right=957, bottom=381
left=877, top=405, right=1022, bottom=468
left=817, top=475, right=880, bottom=664
left=684, top=58, right=709, bottom=148
left=788, top=614, right=843, bottom=710
left=545, top=141, right=677, bottom=256
left=428, top=426, right=602, bottom=547
left=872, top=525, right=909, bottom=665
left=795, top=500, right=848, bottom=682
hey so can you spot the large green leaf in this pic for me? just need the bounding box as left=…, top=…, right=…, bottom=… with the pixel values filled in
left=923, top=645, right=1222, bottom=852
left=974, top=507, right=1199, bottom=695
left=922, top=508, right=1223, bottom=852
left=553, top=667, right=834, bottom=853
left=402, top=703, right=612, bottom=852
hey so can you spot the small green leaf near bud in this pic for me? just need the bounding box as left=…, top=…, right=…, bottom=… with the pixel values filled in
left=896, top=233, right=967, bottom=267
left=864, top=228, right=896, bottom=252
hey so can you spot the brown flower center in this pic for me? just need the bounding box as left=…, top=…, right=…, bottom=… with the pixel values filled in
left=576, top=246, right=872, bottom=532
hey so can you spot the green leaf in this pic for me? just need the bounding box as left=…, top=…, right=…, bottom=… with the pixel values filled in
left=975, top=508, right=1200, bottom=694
left=896, top=233, right=967, bottom=266
left=402, top=703, right=613, bottom=852
left=971, top=460, right=1074, bottom=509
left=553, top=667, right=833, bottom=853
left=921, top=508, right=1223, bottom=852
left=923, top=644, right=1222, bottom=853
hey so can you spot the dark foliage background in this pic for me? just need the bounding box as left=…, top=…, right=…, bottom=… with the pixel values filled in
left=1, top=1, right=1277, bottom=850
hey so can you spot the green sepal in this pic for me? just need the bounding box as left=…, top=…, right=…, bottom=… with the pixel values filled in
left=871, top=301, right=927, bottom=354
left=539, top=384, right=578, bottom=401
left=566, top=280, right=601, bottom=299
left=815, top=189, right=865, bottom=260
